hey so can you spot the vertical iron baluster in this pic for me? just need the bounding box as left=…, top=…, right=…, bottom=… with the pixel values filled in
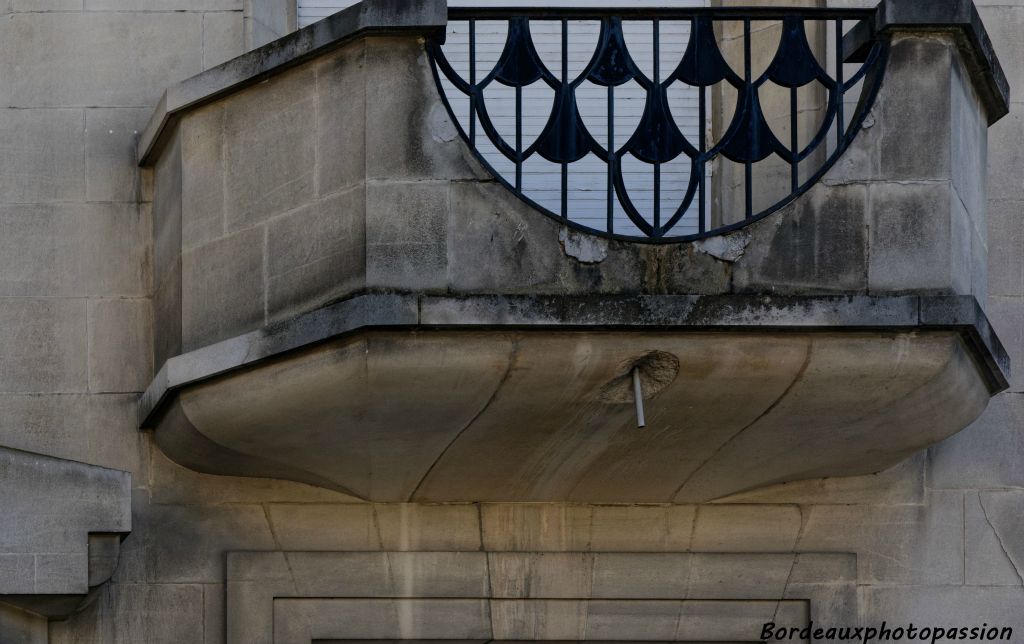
left=561, top=19, right=569, bottom=220
left=836, top=19, right=845, bottom=147
left=608, top=84, right=615, bottom=235
left=469, top=19, right=476, bottom=146
left=561, top=18, right=568, bottom=86
left=560, top=166, right=568, bottom=219
left=697, top=19, right=706, bottom=235
left=515, top=82, right=523, bottom=193
left=744, top=18, right=753, bottom=220
left=654, top=166, right=661, bottom=234
left=790, top=86, right=799, bottom=191
left=653, top=19, right=661, bottom=234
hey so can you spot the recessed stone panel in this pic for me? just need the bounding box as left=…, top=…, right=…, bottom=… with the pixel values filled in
left=226, top=551, right=856, bottom=644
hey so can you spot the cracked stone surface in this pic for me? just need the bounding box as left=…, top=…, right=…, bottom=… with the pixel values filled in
left=976, top=490, right=1024, bottom=585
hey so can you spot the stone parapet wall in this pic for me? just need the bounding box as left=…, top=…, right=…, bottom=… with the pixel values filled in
left=145, top=3, right=997, bottom=358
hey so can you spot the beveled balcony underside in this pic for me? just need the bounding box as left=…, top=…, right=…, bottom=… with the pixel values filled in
left=141, top=293, right=1006, bottom=503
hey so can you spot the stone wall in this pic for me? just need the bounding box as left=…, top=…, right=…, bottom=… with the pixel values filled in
left=921, top=0, right=1024, bottom=623
left=0, top=0, right=1021, bottom=642
left=0, top=0, right=243, bottom=641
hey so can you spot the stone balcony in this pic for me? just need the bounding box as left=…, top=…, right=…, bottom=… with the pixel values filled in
left=138, top=0, right=1009, bottom=503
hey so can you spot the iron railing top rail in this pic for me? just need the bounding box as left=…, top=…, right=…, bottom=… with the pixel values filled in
left=446, top=7, right=876, bottom=21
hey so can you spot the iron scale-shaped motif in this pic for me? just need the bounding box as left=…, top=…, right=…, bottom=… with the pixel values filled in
left=429, top=7, right=887, bottom=242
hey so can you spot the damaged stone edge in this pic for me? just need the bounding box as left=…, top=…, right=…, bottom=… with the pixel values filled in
left=137, top=0, right=447, bottom=166
left=137, top=292, right=1010, bottom=429
left=844, top=0, right=1009, bottom=123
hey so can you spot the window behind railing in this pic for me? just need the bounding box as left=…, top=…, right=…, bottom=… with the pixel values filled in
left=430, top=6, right=885, bottom=241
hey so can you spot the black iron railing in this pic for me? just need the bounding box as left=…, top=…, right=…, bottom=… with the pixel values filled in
left=428, top=7, right=886, bottom=242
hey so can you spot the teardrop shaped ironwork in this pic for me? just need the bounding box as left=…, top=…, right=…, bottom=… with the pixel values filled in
left=584, top=17, right=643, bottom=87
left=765, top=17, right=831, bottom=88
left=720, top=87, right=786, bottom=164
left=491, top=18, right=550, bottom=87
left=670, top=16, right=739, bottom=87
left=533, top=86, right=597, bottom=164
left=623, top=85, right=697, bottom=164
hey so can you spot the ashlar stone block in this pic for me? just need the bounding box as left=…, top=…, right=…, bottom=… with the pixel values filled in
left=181, top=225, right=264, bottom=350
left=0, top=13, right=203, bottom=107
left=88, top=298, right=153, bottom=394
left=0, top=109, right=84, bottom=203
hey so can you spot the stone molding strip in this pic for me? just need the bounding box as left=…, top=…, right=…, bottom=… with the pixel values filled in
left=137, top=0, right=446, bottom=166
left=138, top=292, right=1010, bottom=429
left=845, top=0, right=1009, bottom=122
left=226, top=551, right=856, bottom=644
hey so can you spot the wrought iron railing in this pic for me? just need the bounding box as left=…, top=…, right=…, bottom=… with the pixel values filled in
left=428, top=7, right=886, bottom=242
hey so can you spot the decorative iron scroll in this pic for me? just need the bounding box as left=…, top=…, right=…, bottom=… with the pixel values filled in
left=428, top=7, right=887, bottom=242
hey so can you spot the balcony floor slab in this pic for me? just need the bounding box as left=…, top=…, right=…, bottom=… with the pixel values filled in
left=139, top=293, right=1008, bottom=503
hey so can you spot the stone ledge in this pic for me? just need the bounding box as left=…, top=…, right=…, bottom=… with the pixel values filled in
left=845, top=0, right=1009, bottom=123
left=138, top=292, right=1010, bottom=429
left=0, top=448, right=131, bottom=626
left=137, top=0, right=446, bottom=165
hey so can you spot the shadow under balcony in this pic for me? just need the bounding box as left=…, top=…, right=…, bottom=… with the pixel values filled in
left=137, top=0, right=1010, bottom=503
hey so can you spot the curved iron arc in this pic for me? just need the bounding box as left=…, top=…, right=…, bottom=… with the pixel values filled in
left=429, top=40, right=474, bottom=95
left=656, top=161, right=703, bottom=235
left=792, top=86, right=841, bottom=162
left=842, top=40, right=886, bottom=142
left=472, top=91, right=524, bottom=163
left=610, top=154, right=657, bottom=237
left=844, top=38, right=883, bottom=91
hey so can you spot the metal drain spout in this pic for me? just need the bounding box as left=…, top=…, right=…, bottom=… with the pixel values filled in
left=632, top=367, right=646, bottom=428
